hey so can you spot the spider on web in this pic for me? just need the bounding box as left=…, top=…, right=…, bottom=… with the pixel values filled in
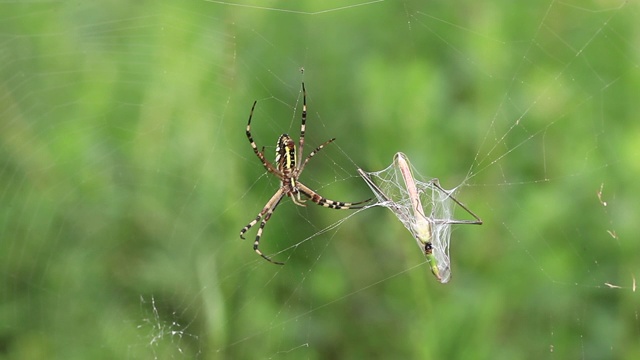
left=240, top=83, right=371, bottom=264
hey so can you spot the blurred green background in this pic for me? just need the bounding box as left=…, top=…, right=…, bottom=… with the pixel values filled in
left=1, top=0, right=639, bottom=359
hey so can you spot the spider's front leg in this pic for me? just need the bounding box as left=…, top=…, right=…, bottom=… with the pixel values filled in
left=296, top=182, right=372, bottom=210
left=253, top=209, right=285, bottom=265
left=239, top=188, right=286, bottom=265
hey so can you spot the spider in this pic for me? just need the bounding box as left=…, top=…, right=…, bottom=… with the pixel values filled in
left=240, top=83, right=371, bottom=265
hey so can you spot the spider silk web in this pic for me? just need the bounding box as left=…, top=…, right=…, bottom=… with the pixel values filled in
left=1, top=0, right=639, bottom=359
left=358, top=152, right=474, bottom=284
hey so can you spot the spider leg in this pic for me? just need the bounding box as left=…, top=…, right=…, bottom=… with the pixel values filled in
left=292, top=136, right=336, bottom=206
left=298, top=82, right=307, bottom=161
left=240, top=188, right=284, bottom=238
left=297, top=137, right=336, bottom=175
left=246, top=101, right=284, bottom=176
left=240, top=214, right=261, bottom=240
left=297, top=182, right=371, bottom=209
left=254, top=201, right=285, bottom=265
left=239, top=188, right=286, bottom=265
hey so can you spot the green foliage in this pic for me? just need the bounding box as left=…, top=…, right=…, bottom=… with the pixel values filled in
left=1, top=1, right=639, bottom=359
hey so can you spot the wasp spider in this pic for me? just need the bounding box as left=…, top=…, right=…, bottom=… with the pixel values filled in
left=240, top=83, right=371, bottom=264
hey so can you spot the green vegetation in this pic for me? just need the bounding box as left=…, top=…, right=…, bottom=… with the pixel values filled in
left=1, top=1, right=638, bottom=359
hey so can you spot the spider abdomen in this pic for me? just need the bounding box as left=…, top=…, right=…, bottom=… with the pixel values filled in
left=275, top=133, right=297, bottom=172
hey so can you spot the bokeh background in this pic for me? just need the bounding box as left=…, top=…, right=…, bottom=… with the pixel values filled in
left=1, top=1, right=639, bottom=359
